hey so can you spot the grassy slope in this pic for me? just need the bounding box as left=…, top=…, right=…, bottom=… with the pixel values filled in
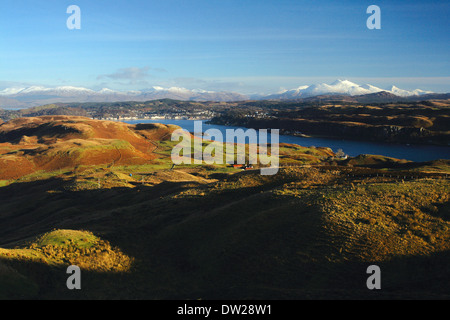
left=0, top=166, right=448, bottom=299
left=0, top=116, right=182, bottom=179
left=0, top=116, right=448, bottom=300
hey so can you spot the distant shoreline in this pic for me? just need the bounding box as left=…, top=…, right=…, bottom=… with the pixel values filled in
left=119, top=118, right=450, bottom=162
left=122, top=117, right=450, bottom=148
left=103, top=117, right=212, bottom=122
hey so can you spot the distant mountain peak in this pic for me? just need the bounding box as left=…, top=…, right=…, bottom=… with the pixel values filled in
left=331, top=79, right=356, bottom=86
left=265, top=80, right=435, bottom=100
left=0, top=80, right=441, bottom=108
left=0, top=85, right=250, bottom=108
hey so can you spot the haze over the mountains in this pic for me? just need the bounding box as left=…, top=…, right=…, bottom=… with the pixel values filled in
left=0, top=79, right=444, bottom=108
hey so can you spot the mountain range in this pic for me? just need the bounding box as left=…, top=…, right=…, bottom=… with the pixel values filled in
left=0, top=80, right=446, bottom=108
left=263, top=79, right=434, bottom=100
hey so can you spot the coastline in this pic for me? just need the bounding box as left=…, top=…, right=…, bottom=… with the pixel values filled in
left=206, top=119, right=450, bottom=148
left=117, top=118, right=450, bottom=162
left=118, top=117, right=450, bottom=149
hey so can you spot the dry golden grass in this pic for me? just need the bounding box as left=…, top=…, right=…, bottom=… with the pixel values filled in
left=0, top=230, right=134, bottom=273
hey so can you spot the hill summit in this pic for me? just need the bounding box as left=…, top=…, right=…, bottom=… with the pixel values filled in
left=0, top=116, right=179, bottom=179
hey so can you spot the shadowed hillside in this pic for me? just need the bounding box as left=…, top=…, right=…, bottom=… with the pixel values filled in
left=0, top=167, right=448, bottom=299
left=0, top=116, right=449, bottom=300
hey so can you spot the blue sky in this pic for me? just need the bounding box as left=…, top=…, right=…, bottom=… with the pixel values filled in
left=0, top=0, right=449, bottom=94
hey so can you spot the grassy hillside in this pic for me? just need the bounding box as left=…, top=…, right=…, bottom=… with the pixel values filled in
left=0, top=116, right=449, bottom=300
left=0, top=116, right=179, bottom=179
left=0, top=166, right=448, bottom=299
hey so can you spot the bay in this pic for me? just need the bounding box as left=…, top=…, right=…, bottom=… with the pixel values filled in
left=125, top=119, right=450, bottom=162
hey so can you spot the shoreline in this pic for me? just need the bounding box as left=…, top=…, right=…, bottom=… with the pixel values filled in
left=205, top=120, right=450, bottom=149
left=118, top=118, right=450, bottom=162
left=119, top=118, right=450, bottom=150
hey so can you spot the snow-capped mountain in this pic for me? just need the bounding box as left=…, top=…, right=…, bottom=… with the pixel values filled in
left=0, top=80, right=439, bottom=108
left=0, top=86, right=97, bottom=97
left=389, top=86, right=433, bottom=97
left=0, top=85, right=249, bottom=108
left=265, top=80, right=433, bottom=100
left=136, top=86, right=248, bottom=102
